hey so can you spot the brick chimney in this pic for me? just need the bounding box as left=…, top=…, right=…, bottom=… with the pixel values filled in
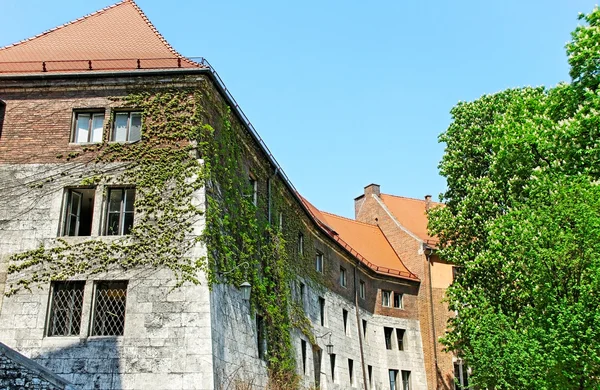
left=425, top=194, right=432, bottom=211
left=354, top=184, right=380, bottom=219
left=364, top=183, right=380, bottom=197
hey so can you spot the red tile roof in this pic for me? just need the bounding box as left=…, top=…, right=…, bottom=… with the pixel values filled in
left=0, top=0, right=202, bottom=74
left=299, top=196, right=418, bottom=281
left=379, top=194, right=442, bottom=245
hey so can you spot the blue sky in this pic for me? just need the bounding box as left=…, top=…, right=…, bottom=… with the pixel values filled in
left=0, top=0, right=596, bottom=217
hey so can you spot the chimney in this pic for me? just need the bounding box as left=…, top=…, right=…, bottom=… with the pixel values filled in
left=364, top=183, right=380, bottom=197
left=425, top=194, right=432, bottom=211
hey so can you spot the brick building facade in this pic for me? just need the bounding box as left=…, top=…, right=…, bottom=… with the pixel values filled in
left=0, top=1, right=456, bottom=389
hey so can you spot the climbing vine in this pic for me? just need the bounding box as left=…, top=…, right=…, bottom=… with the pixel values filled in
left=6, top=85, right=325, bottom=386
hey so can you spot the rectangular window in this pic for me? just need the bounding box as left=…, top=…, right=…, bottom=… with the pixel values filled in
left=454, top=361, right=469, bottom=390
left=393, top=292, right=403, bottom=309
left=319, top=297, right=326, bottom=326
left=316, top=252, right=323, bottom=273
left=112, top=111, right=142, bottom=142
left=46, top=281, right=85, bottom=337
left=249, top=175, right=257, bottom=206
left=362, top=319, right=368, bottom=340
left=257, top=315, right=267, bottom=360
left=340, top=267, right=347, bottom=288
left=368, top=365, right=373, bottom=389
left=389, top=369, right=399, bottom=390
left=330, top=353, right=336, bottom=381
left=397, top=328, right=405, bottom=351
left=298, top=233, right=304, bottom=256
left=359, top=280, right=366, bottom=299
left=401, top=370, right=411, bottom=390
left=279, top=211, right=283, bottom=230
left=384, top=327, right=393, bottom=350
left=298, top=282, right=305, bottom=305
left=73, top=112, right=104, bottom=143
left=104, top=188, right=135, bottom=235
left=63, top=188, right=95, bottom=236
left=301, top=339, right=307, bottom=374
left=348, top=359, right=354, bottom=386
left=342, top=309, right=348, bottom=335
left=382, top=290, right=391, bottom=307
left=92, top=281, right=127, bottom=336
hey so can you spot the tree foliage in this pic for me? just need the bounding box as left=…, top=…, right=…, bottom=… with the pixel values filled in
left=429, top=7, right=600, bottom=389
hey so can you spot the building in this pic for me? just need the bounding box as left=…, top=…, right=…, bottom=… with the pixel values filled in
left=0, top=1, right=455, bottom=389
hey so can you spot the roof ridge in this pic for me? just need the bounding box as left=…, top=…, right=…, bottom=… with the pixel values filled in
left=319, top=211, right=378, bottom=228
left=0, top=0, right=127, bottom=52
left=381, top=193, right=443, bottom=205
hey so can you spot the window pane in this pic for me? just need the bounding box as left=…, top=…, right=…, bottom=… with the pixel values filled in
left=48, top=282, right=85, bottom=336
left=129, top=113, right=142, bottom=141
left=123, top=212, right=134, bottom=235
left=125, top=189, right=135, bottom=212
left=75, top=114, right=90, bottom=143
left=108, top=189, right=123, bottom=212
left=91, top=114, right=104, bottom=143
left=113, top=113, right=128, bottom=142
left=106, top=213, right=121, bottom=235
left=92, top=281, right=127, bottom=336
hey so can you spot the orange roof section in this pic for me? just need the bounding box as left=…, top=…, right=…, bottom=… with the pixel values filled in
left=380, top=194, right=442, bottom=245
left=0, top=0, right=202, bottom=74
left=299, top=195, right=418, bottom=281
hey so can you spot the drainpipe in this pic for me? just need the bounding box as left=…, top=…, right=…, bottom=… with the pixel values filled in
left=354, top=265, right=368, bottom=390
left=426, top=245, right=439, bottom=389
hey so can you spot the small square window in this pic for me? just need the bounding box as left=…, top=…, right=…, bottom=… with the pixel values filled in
left=382, top=290, right=391, bottom=307
left=73, top=112, right=104, bottom=143
left=46, top=281, right=85, bottom=337
left=393, top=292, right=403, bottom=309
left=112, top=111, right=142, bottom=142
left=92, top=281, right=127, bottom=336
left=62, top=188, right=95, bottom=236
left=340, top=267, right=347, bottom=288
left=359, top=280, right=366, bottom=299
left=104, top=188, right=135, bottom=235
left=316, top=252, right=323, bottom=273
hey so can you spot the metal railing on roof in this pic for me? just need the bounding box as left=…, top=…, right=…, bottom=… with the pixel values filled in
left=0, top=55, right=420, bottom=281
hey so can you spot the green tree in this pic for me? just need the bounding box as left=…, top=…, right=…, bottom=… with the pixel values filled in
left=429, top=7, right=600, bottom=389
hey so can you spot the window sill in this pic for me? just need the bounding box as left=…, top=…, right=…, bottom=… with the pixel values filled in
left=107, top=140, right=141, bottom=144
left=69, top=142, right=101, bottom=146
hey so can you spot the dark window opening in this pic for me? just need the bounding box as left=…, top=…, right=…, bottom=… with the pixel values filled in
left=384, top=327, right=393, bottom=350
left=368, top=365, right=373, bottom=388
left=63, top=188, right=95, bottom=236
left=301, top=340, right=307, bottom=374
left=319, top=297, right=325, bottom=326
left=105, top=188, right=135, bottom=235
left=313, top=348, right=322, bottom=388
left=348, top=359, right=354, bottom=386
left=397, top=328, right=406, bottom=351
left=401, top=370, right=411, bottom=390
left=330, top=353, right=336, bottom=381
left=92, top=281, right=127, bottom=336
left=257, top=315, right=267, bottom=360
left=362, top=319, right=368, bottom=340
left=343, top=309, right=348, bottom=334
left=393, top=292, right=403, bottom=309
left=47, top=281, right=85, bottom=336
left=0, top=101, right=6, bottom=139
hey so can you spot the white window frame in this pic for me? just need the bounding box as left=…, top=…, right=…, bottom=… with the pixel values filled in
left=382, top=290, right=391, bottom=307
left=104, top=188, right=135, bottom=236
left=73, top=111, right=104, bottom=144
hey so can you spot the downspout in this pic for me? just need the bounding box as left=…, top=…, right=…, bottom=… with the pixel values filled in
left=426, top=246, right=439, bottom=389
left=354, top=265, right=368, bottom=390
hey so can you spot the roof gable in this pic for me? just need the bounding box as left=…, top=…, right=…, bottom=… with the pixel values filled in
left=379, top=194, right=442, bottom=245
left=0, top=0, right=200, bottom=73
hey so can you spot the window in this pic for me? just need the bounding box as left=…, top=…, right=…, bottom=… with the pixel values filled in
left=257, top=315, right=267, bottom=360
left=368, top=365, right=373, bottom=389
left=46, top=281, right=85, bottom=336
left=105, top=188, right=135, bottom=235
left=73, top=111, right=104, bottom=143
left=112, top=111, right=142, bottom=142
left=63, top=188, right=95, bottom=236
left=0, top=100, right=5, bottom=139
left=279, top=211, right=283, bottom=230
left=248, top=175, right=257, bottom=206
left=314, top=348, right=322, bottom=388
left=330, top=353, right=336, bottom=381
left=384, top=327, right=393, bottom=350
left=396, top=328, right=406, bottom=351
left=316, top=252, right=323, bottom=273
left=298, top=282, right=305, bottom=305
left=401, top=370, right=411, bottom=390
left=298, top=233, right=304, bottom=256
left=359, top=280, right=366, bottom=299
left=362, top=319, right=368, bottom=340
left=301, top=340, right=307, bottom=374
left=319, top=297, right=326, bottom=326
left=340, top=267, right=347, bottom=288
left=382, top=290, right=391, bottom=307
left=393, top=292, right=403, bottom=309
left=348, top=359, right=354, bottom=386
left=342, top=309, right=348, bottom=335
left=454, top=361, right=470, bottom=390
left=389, top=369, right=399, bottom=390
left=92, top=281, right=127, bottom=336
